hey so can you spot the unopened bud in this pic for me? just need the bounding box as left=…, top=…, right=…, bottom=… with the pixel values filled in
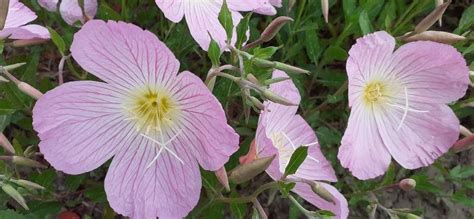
left=11, top=179, right=45, bottom=190
left=262, top=89, right=297, bottom=106
left=0, top=133, right=15, bottom=154
left=264, top=77, right=290, bottom=86
left=0, top=0, right=9, bottom=30
left=252, top=58, right=276, bottom=68
left=246, top=74, right=260, bottom=85
left=229, top=154, right=276, bottom=184
left=214, top=167, right=230, bottom=192
left=310, top=182, right=336, bottom=204
left=17, top=82, right=43, bottom=100
left=321, top=0, right=329, bottom=23
left=0, top=156, right=47, bottom=168
left=399, top=178, right=416, bottom=191
left=402, top=31, right=465, bottom=44
left=1, top=183, right=29, bottom=210
left=239, top=139, right=258, bottom=165
left=413, top=1, right=450, bottom=35
left=274, top=62, right=310, bottom=75
left=11, top=39, right=49, bottom=47
left=451, top=134, right=474, bottom=153
left=260, top=17, right=294, bottom=43
left=3, top=63, right=27, bottom=71
left=249, top=96, right=265, bottom=110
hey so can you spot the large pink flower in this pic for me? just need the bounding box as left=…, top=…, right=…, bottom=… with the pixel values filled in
left=256, top=70, right=349, bottom=218
left=38, top=0, right=97, bottom=25
left=154, top=0, right=280, bottom=50
left=0, top=0, right=49, bottom=40
left=32, top=20, right=239, bottom=218
left=338, top=31, right=470, bottom=180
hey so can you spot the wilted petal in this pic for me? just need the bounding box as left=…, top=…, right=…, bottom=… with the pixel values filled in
left=105, top=137, right=201, bottom=218
left=338, top=101, right=391, bottom=180
left=375, top=102, right=459, bottom=169
left=33, top=81, right=134, bottom=174
left=170, top=71, right=239, bottom=170
left=388, top=41, right=469, bottom=104
left=71, top=20, right=180, bottom=90
left=59, top=0, right=97, bottom=25
left=38, top=0, right=58, bottom=12
left=293, top=182, right=349, bottom=219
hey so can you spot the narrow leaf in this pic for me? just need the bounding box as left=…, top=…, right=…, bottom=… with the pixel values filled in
left=47, top=27, right=66, bottom=55
left=218, top=0, right=233, bottom=43
left=284, top=146, right=309, bottom=176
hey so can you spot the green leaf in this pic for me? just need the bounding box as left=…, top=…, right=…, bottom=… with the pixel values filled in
left=455, top=5, right=474, bottom=34
left=0, top=99, right=17, bottom=115
left=278, top=181, right=296, bottom=197
left=236, top=13, right=251, bottom=49
left=0, top=210, right=26, bottom=219
left=323, top=45, right=348, bottom=63
left=304, top=29, right=322, bottom=63
left=0, top=115, right=11, bottom=132
left=208, top=39, right=221, bottom=67
left=450, top=165, right=474, bottom=179
left=252, top=46, right=280, bottom=60
left=98, top=1, right=122, bottom=21
left=218, top=0, right=233, bottom=42
left=359, top=10, right=373, bottom=35
left=65, top=174, right=86, bottom=191
left=284, top=146, right=309, bottom=176
left=84, top=185, right=107, bottom=203
left=452, top=191, right=474, bottom=207
left=47, top=27, right=66, bottom=56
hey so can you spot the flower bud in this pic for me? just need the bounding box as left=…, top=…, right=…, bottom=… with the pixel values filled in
left=260, top=17, right=294, bottom=43
left=2, top=62, right=27, bottom=71
left=413, top=1, right=450, bottom=35
left=252, top=58, right=276, bottom=68
left=310, top=182, right=336, bottom=204
left=214, top=167, right=230, bottom=192
left=261, top=89, right=298, bottom=106
left=274, top=62, right=310, bottom=75
left=399, top=178, right=416, bottom=191
left=17, top=82, right=43, bottom=100
left=451, top=134, right=474, bottom=153
left=321, top=0, right=329, bottom=23
left=246, top=74, right=260, bottom=85
left=402, top=31, right=465, bottom=44
left=0, top=156, right=47, bottom=168
left=1, top=183, right=29, bottom=210
left=11, top=39, right=49, bottom=47
left=0, top=133, right=15, bottom=154
left=229, top=154, right=276, bottom=184
left=11, top=179, right=45, bottom=190
left=249, top=96, right=265, bottom=111
left=0, top=0, right=9, bottom=30
left=264, top=77, right=290, bottom=86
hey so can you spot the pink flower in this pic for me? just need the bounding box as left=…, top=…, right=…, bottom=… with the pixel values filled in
left=154, top=0, right=281, bottom=50
left=0, top=0, right=49, bottom=40
left=338, top=31, right=470, bottom=180
left=38, top=0, right=97, bottom=25
left=256, top=70, right=349, bottom=218
left=32, top=20, right=239, bottom=218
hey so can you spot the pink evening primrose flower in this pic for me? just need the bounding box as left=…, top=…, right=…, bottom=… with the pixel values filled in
left=38, top=0, right=97, bottom=25
left=32, top=20, right=239, bottom=218
left=154, top=0, right=281, bottom=51
left=0, top=0, right=49, bottom=40
left=338, top=31, right=470, bottom=180
left=256, top=70, right=349, bottom=218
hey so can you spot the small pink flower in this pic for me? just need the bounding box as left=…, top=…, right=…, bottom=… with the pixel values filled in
left=256, top=70, right=349, bottom=218
left=154, top=0, right=281, bottom=50
left=0, top=0, right=49, bottom=40
left=338, top=31, right=470, bottom=180
left=33, top=20, right=239, bottom=218
left=38, top=0, right=97, bottom=25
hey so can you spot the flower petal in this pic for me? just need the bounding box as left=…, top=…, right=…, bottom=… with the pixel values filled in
left=293, top=182, right=349, bottom=219
left=388, top=41, right=469, bottom=104
left=346, top=31, right=395, bottom=107
left=71, top=20, right=180, bottom=90
left=154, top=0, right=185, bottom=23
left=3, top=0, right=37, bottom=29
left=105, top=137, right=201, bottom=218
left=59, top=0, right=97, bottom=25
left=0, top=24, right=50, bottom=40
left=182, top=1, right=242, bottom=50
left=169, top=71, right=239, bottom=170
left=33, top=81, right=134, bottom=174
left=252, top=0, right=277, bottom=15
left=375, top=102, right=459, bottom=169
left=338, top=102, right=392, bottom=180
left=270, top=0, right=282, bottom=7
left=38, top=0, right=58, bottom=12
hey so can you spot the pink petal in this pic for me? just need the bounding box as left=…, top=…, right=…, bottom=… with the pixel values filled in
left=388, top=41, right=469, bottom=104
left=293, top=182, right=349, bottom=219
left=105, top=137, right=201, bottom=218
left=0, top=24, right=50, bottom=40
left=374, top=102, right=459, bottom=169
left=59, top=0, right=97, bottom=25
left=346, top=31, right=395, bottom=107
left=270, top=0, right=282, bottom=7
left=38, top=0, right=58, bottom=12
left=227, top=0, right=277, bottom=15
left=170, top=71, right=239, bottom=170
left=70, top=20, right=180, bottom=90
left=338, top=101, right=392, bottom=180
left=33, top=81, right=133, bottom=174
left=3, top=0, right=37, bottom=29
left=252, top=0, right=277, bottom=15
left=154, top=0, right=185, bottom=23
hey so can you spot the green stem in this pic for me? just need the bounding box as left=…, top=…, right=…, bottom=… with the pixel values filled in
left=217, top=181, right=279, bottom=204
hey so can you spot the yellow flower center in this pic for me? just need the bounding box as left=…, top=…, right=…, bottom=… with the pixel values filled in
left=363, top=81, right=385, bottom=104
left=125, top=85, right=180, bottom=134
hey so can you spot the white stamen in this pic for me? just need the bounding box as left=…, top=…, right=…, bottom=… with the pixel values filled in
left=282, top=132, right=296, bottom=149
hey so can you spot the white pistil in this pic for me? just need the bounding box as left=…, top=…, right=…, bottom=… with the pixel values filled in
left=387, top=87, right=429, bottom=131
left=280, top=132, right=320, bottom=163
left=140, top=128, right=184, bottom=168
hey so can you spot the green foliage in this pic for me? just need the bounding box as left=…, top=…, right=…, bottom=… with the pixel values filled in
left=284, top=146, right=308, bottom=176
